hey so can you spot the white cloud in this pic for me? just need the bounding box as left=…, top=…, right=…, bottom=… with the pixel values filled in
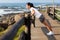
left=0, top=0, right=19, bottom=3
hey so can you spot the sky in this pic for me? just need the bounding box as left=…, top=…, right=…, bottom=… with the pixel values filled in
left=0, top=0, right=60, bottom=3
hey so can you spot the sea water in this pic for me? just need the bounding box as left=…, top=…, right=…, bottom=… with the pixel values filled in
left=0, top=3, right=60, bottom=9
left=0, top=3, right=60, bottom=15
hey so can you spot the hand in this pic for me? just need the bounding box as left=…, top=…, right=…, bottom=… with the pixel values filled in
left=25, top=14, right=28, bottom=17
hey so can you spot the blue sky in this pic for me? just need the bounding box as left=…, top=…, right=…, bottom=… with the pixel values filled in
left=0, top=0, right=60, bottom=3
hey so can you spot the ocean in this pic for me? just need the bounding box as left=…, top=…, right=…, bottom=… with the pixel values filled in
left=0, top=3, right=60, bottom=15
left=0, top=3, right=40, bottom=8
left=0, top=3, right=60, bottom=9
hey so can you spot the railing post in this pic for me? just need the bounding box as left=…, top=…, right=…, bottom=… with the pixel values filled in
left=53, top=7, right=55, bottom=19
left=24, top=13, right=31, bottom=40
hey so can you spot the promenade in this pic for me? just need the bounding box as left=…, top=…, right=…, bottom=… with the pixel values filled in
left=31, top=11, right=60, bottom=40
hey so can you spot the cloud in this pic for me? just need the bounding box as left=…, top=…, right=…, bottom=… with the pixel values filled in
left=0, top=0, right=19, bottom=3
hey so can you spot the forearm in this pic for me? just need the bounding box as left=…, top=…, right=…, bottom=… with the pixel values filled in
left=30, top=9, right=35, bottom=16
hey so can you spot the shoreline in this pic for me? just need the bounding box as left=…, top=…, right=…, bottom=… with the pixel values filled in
left=0, top=5, right=60, bottom=16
